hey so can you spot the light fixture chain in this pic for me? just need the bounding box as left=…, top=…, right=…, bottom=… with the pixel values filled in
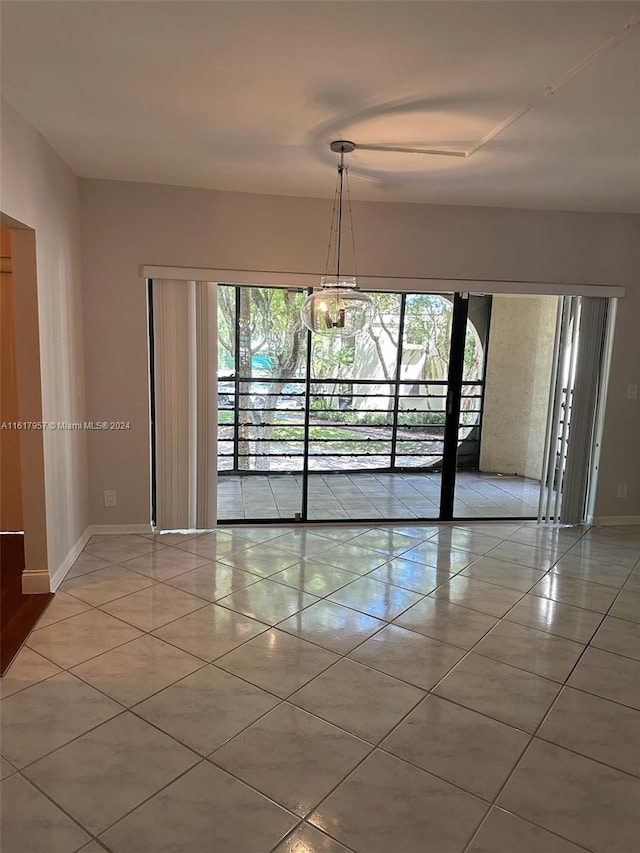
left=345, top=165, right=358, bottom=281
left=300, top=140, right=374, bottom=338
left=324, top=171, right=340, bottom=278
left=336, top=149, right=345, bottom=282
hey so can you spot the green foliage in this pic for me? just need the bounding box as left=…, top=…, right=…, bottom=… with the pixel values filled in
left=217, top=285, right=307, bottom=377
left=400, top=411, right=447, bottom=426
left=218, top=286, right=482, bottom=385
left=271, top=425, right=363, bottom=442
left=216, top=284, right=482, bottom=472
left=304, top=407, right=445, bottom=428
left=464, top=327, right=482, bottom=380
left=403, top=294, right=451, bottom=357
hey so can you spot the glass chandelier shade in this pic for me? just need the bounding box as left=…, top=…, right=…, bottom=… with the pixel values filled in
left=301, top=142, right=376, bottom=338
left=300, top=276, right=376, bottom=337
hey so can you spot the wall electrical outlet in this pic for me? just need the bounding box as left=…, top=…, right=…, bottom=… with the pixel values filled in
left=104, top=489, right=117, bottom=507
left=628, top=384, right=638, bottom=400
left=617, top=483, right=628, bottom=499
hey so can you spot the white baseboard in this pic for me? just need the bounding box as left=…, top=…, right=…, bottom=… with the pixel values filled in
left=22, top=568, right=53, bottom=595
left=48, top=527, right=93, bottom=591
left=47, top=524, right=153, bottom=592
left=87, top=524, right=154, bottom=535
left=593, top=515, right=640, bottom=527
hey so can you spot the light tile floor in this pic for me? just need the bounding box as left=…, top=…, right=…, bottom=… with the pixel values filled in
left=218, top=471, right=542, bottom=520
left=2, top=522, right=640, bottom=853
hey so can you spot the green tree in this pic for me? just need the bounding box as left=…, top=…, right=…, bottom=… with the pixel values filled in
left=310, top=336, right=356, bottom=411
left=217, top=286, right=308, bottom=470
left=364, top=292, right=402, bottom=383
left=217, top=286, right=483, bottom=471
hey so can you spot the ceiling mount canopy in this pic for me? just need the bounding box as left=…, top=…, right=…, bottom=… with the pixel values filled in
left=330, top=140, right=356, bottom=154
left=301, top=141, right=376, bottom=337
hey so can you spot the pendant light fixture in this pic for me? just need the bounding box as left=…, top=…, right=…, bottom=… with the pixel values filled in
left=301, top=141, right=376, bottom=337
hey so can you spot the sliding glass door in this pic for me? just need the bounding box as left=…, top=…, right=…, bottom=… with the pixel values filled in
left=215, top=284, right=492, bottom=523
left=217, top=285, right=307, bottom=521
left=461, top=293, right=561, bottom=519
left=149, top=280, right=612, bottom=530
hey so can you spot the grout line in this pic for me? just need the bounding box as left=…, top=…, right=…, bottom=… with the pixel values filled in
left=4, top=523, right=639, bottom=852
left=461, top=803, right=594, bottom=853
left=14, top=766, right=120, bottom=850
left=265, top=820, right=359, bottom=853
left=22, top=622, right=148, bottom=675
left=458, top=557, right=640, bottom=850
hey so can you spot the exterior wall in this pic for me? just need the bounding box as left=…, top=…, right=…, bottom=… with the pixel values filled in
left=480, top=295, right=558, bottom=480
left=1, top=99, right=88, bottom=581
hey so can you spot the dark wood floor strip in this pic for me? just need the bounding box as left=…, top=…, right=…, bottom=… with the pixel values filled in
left=1, top=534, right=52, bottom=674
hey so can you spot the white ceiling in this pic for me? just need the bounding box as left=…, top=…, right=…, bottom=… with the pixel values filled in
left=2, top=1, right=640, bottom=212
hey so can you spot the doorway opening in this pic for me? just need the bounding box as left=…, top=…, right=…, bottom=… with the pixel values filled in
left=1, top=221, right=51, bottom=673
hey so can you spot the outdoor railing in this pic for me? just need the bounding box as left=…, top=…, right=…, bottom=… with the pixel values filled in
left=217, top=376, right=483, bottom=474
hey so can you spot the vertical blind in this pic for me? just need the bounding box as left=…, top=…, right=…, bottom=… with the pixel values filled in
left=539, top=296, right=610, bottom=525
left=152, top=279, right=217, bottom=530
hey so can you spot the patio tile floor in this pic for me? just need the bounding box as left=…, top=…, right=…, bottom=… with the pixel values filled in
left=218, top=471, right=540, bottom=521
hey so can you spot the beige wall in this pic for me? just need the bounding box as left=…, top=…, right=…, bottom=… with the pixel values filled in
left=480, top=295, right=558, bottom=480
left=80, top=178, right=640, bottom=523
left=1, top=99, right=88, bottom=579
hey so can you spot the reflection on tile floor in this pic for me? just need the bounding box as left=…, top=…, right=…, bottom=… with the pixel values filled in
left=2, top=522, right=640, bottom=852
left=218, top=471, right=541, bottom=520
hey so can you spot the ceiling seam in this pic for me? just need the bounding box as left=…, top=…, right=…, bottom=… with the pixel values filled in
left=464, top=14, right=640, bottom=158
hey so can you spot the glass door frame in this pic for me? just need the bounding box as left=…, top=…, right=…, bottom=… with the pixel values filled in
left=213, top=283, right=499, bottom=525
left=440, top=291, right=470, bottom=520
